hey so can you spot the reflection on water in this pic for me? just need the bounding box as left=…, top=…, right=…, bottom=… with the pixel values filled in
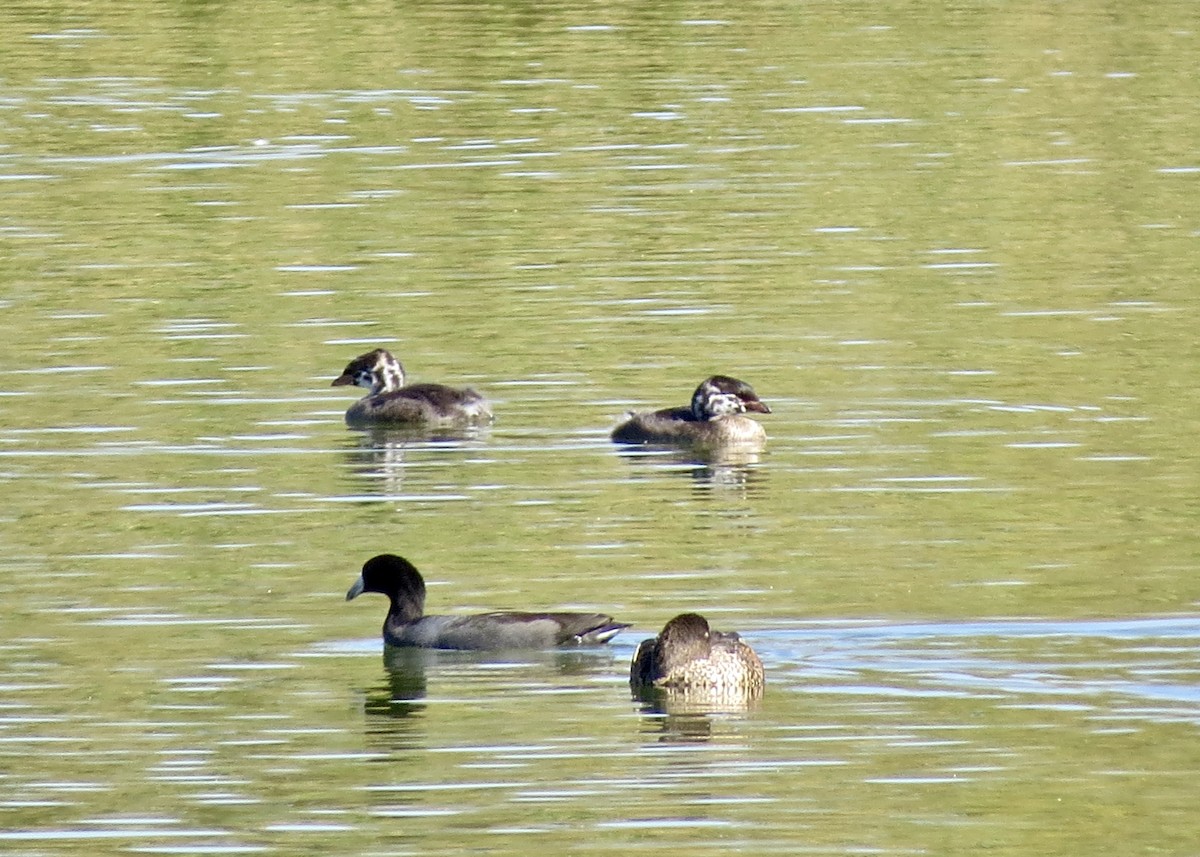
left=633, top=684, right=763, bottom=744
left=637, top=707, right=723, bottom=744
left=616, top=443, right=767, bottom=495
left=341, top=429, right=411, bottom=498
left=361, top=648, right=429, bottom=754
left=360, top=645, right=630, bottom=753
left=336, top=426, right=492, bottom=501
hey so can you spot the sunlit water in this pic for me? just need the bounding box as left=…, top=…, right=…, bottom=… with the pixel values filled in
left=2, top=1, right=1199, bottom=854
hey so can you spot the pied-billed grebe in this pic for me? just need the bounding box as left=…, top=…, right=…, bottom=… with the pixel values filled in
left=346, top=553, right=630, bottom=650
left=630, top=612, right=764, bottom=693
left=331, top=348, right=492, bottom=427
left=611, top=375, right=770, bottom=446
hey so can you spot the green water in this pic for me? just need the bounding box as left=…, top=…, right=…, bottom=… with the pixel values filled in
left=1, top=1, right=1198, bottom=854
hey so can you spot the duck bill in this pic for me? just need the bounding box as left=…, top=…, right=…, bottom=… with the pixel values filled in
left=744, top=399, right=771, bottom=414
left=331, top=374, right=355, bottom=387
left=346, top=574, right=366, bottom=601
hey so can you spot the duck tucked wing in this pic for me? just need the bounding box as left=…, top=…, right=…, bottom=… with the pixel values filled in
left=346, top=384, right=491, bottom=427
left=401, top=383, right=489, bottom=416
left=538, top=612, right=631, bottom=646
left=650, top=406, right=696, bottom=422
left=611, top=407, right=695, bottom=443
left=612, top=409, right=764, bottom=445
left=384, top=612, right=628, bottom=650
left=629, top=637, right=660, bottom=687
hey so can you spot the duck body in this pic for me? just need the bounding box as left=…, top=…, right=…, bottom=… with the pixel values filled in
left=342, top=383, right=492, bottom=428
left=630, top=613, right=764, bottom=693
left=347, top=553, right=630, bottom=651
left=332, top=348, right=492, bottom=428
left=612, top=408, right=767, bottom=446
left=374, top=611, right=626, bottom=650
left=611, top=375, right=769, bottom=446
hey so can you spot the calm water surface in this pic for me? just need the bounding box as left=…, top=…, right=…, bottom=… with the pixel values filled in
left=2, top=1, right=1199, bottom=854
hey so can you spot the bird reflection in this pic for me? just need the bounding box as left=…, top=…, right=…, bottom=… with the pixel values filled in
left=632, top=686, right=762, bottom=743
left=339, top=424, right=490, bottom=497
left=381, top=646, right=434, bottom=710
left=359, top=647, right=432, bottom=754
left=616, top=444, right=766, bottom=495
left=359, top=646, right=623, bottom=753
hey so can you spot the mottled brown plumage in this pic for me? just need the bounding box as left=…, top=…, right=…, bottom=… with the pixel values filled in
left=612, top=375, right=770, bottom=446
left=331, top=348, right=492, bottom=427
left=630, top=612, right=764, bottom=694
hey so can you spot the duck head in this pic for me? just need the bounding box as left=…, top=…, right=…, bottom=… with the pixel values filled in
left=655, top=612, right=715, bottom=672
left=690, top=375, right=771, bottom=420
left=332, top=349, right=406, bottom=396
left=346, top=553, right=426, bottom=623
